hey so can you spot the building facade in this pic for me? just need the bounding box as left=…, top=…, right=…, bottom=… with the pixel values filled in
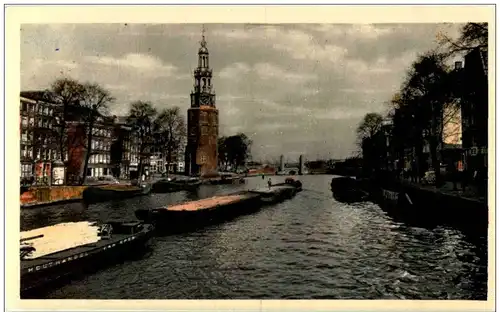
left=149, top=146, right=165, bottom=174
left=20, top=94, right=59, bottom=185
left=462, top=47, right=488, bottom=170
left=110, top=116, right=133, bottom=179
left=86, top=117, right=114, bottom=177
left=65, top=117, right=115, bottom=182
left=185, top=29, right=219, bottom=176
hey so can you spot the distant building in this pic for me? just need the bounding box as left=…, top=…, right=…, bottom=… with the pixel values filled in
left=185, top=28, right=219, bottom=176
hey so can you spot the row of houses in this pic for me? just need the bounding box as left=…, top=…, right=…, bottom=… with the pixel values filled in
left=378, top=47, right=488, bottom=176
left=19, top=91, right=184, bottom=185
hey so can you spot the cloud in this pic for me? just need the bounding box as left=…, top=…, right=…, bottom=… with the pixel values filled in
left=21, top=23, right=459, bottom=160
left=218, top=62, right=251, bottom=79
left=219, top=62, right=317, bottom=85
left=84, top=53, right=179, bottom=78
left=254, top=62, right=317, bottom=83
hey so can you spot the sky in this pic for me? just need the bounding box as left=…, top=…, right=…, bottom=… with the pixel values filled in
left=21, top=23, right=462, bottom=162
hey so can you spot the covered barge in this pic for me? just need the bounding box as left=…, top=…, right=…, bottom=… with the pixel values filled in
left=152, top=177, right=202, bottom=193
left=20, top=220, right=154, bottom=297
left=82, top=183, right=152, bottom=204
left=135, top=179, right=302, bottom=233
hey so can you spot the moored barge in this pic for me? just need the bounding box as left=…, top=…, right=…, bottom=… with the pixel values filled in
left=152, top=177, right=202, bottom=193
left=330, top=176, right=369, bottom=203
left=82, top=183, right=152, bottom=204
left=21, top=220, right=154, bottom=297
left=135, top=179, right=302, bottom=233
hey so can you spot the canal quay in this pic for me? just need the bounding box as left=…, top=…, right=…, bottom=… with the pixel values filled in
left=21, top=175, right=487, bottom=300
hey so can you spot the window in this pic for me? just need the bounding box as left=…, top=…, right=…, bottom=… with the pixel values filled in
left=21, top=116, right=28, bottom=126
left=21, top=102, right=27, bottom=112
left=21, top=164, right=33, bottom=177
left=201, top=154, right=207, bottom=163
left=21, top=131, right=28, bottom=142
left=28, top=117, right=34, bottom=127
left=20, top=145, right=26, bottom=158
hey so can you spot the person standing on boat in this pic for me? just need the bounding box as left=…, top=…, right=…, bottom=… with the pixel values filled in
left=268, top=178, right=272, bottom=189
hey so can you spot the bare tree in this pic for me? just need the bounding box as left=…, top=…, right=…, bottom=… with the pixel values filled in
left=356, top=112, right=383, bottom=144
left=44, top=78, right=84, bottom=163
left=437, top=23, right=488, bottom=56
left=400, top=52, right=455, bottom=185
left=79, top=83, right=115, bottom=184
left=153, top=106, right=186, bottom=176
left=127, top=101, right=157, bottom=179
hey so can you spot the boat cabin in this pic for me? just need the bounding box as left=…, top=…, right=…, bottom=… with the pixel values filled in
left=103, top=221, right=145, bottom=235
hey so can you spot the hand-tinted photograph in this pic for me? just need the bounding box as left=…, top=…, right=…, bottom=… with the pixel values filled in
left=19, top=22, right=488, bottom=300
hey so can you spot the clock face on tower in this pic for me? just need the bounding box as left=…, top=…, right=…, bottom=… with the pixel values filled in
left=200, top=94, right=210, bottom=106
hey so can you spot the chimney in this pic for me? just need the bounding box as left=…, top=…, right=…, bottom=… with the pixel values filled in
left=454, top=61, right=463, bottom=70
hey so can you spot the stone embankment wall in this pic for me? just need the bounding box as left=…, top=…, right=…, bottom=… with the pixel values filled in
left=20, top=186, right=88, bottom=207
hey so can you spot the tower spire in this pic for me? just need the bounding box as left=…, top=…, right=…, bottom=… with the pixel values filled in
left=201, top=24, right=207, bottom=48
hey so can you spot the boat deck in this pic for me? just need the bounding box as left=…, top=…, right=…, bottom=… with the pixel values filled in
left=21, top=233, right=139, bottom=271
left=163, top=192, right=259, bottom=212
left=251, top=185, right=295, bottom=194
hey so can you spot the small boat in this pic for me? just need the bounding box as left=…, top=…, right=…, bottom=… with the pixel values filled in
left=250, top=178, right=302, bottom=204
left=20, top=220, right=154, bottom=297
left=152, top=177, right=201, bottom=193
left=330, top=176, right=369, bottom=203
left=135, top=179, right=302, bottom=233
left=82, top=183, right=151, bottom=204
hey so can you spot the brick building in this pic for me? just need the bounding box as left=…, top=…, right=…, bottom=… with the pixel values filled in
left=185, top=29, right=219, bottom=176
left=65, top=121, right=87, bottom=184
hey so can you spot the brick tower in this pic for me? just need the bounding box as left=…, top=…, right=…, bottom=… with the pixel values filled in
left=185, top=26, right=219, bottom=177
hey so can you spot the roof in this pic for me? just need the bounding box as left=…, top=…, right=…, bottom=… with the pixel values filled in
left=113, top=115, right=129, bottom=125
left=20, top=91, right=52, bottom=102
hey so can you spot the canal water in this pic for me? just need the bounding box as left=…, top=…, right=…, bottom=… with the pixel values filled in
left=21, top=175, right=488, bottom=300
